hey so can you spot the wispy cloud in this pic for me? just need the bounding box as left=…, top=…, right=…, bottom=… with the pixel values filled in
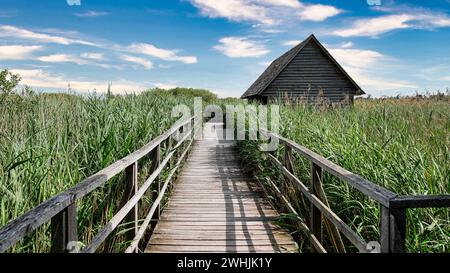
left=340, top=42, right=353, bottom=48
left=126, top=43, right=198, bottom=64
left=0, top=45, right=43, bottom=60
left=325, top=43, right=417, bottom=91
left=80, top=52, right=105, bottom=61
left=260, top=0, right=301, bottom=8
left=0, top=24, right=198, bottom=66
left=10, top=68, right=148, bottom=94
left=36, top=53, right=122, bottom=69
left=75, top=10, right=110, bottom=18
left=154, top=83, right=178, bottom=90
left=188, top=0, right=341, bottom=26
left=119, top=54, right=153, bottom=69
left=283, top=40, right=301, bottom=47
left=37, top=54, right=91, bottom=65
left=0, top=25, right=98, bottom=46
left=332, top=12, right=450, bottom=37
left=0, top=9, right=17, bottom=18
left=213, top=37, right=269, bottom=58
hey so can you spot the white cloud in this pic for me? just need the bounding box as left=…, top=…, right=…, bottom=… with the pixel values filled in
left=188, top=0, right=340, bottom=26
left=259, top=0, right=301, bottom=8
left=126, top=43, right=198, bottom=64
left=283, top=40, right=301, bottom=47
left=347, top=68, right=418, bottom=90
left=80, top=52, right=105, bottom=61
left=0, top=24, right=198, bottom=67
left=298, top=4, right=342, bottom=22
left=325, top=44, right=417, bottom=91
left=213, top=37, right=269, bottom=58
left=154, top=83, right=178, bottom=90
left=332, top=14, right=412, bottom=37
left=340, top=42, right=353, bottom=48
left=119, top=54, right=153, bottom=69
left=188, top=0, right=274, bottom=25
left=37, top=53, right=122, bottom=69
left=37, top=54, right=89, bottom=65
left=158, top=64, right=172, bottom=69
left=11, top=68, right=148, bottom=94
left=328, top=48, right=385, bottom=69
left=0, top=45, right=43, bottom=60
left=75, top=10, right=110, bottom=18
left=332, top=13, right=450, bottom=37
left=0, top=25, right=97, bottom=46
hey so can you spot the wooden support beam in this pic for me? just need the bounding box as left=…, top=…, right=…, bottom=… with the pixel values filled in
left=380, top=205, right=390, bottom=253
left=380, top=206, right=406, bottom=253
left=314, top=179, right=346, bottom=253
left=124, top=162, right=138, bottom=244
left=310, top=163, right=323, bottom=248
left=150, top=144, right=161, bottom=220
left=389, top=208, right=406, bottom=253
left=50, top=203, right=77, bottom=253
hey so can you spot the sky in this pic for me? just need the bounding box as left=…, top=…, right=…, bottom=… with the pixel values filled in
left=0, top=0, right=449, bottom=98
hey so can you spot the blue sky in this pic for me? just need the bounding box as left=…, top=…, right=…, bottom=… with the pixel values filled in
left=0, top=0, right=449, bottom=97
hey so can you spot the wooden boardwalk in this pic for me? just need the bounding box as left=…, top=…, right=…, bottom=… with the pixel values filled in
left=145, top=121, right=298, bottom=253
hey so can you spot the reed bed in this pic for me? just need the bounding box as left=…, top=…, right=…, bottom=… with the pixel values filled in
left=0, top=89, right=212, bottom=252
left=237, top=98, right=449, bottom=253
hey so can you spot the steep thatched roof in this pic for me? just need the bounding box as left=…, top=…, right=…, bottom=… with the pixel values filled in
left=241, top=34, right=364, bottom=98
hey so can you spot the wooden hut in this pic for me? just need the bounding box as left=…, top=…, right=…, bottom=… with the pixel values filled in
left=241, top=34, right=364, bottom=104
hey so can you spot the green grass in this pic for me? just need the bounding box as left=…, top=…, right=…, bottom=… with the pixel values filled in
left=236, top=97, right=449, bottom=253
left=0, top=89, right=212, bottom=252
left=1, top=88, right=448, bottom=253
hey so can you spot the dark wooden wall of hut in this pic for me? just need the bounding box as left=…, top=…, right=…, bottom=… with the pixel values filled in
left=262, top=40, right=357, bottom=104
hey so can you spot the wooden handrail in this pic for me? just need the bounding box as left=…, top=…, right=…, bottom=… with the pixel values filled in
left=0, top=117, right=194, bottom=253
left=259, top=129, right=450, bottom=253
left=261, top=129, right=396, bottom=206
left=389, top=195, right=450, bottom=209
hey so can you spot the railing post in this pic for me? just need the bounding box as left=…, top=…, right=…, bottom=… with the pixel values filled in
left=50, top=203, right=77, bottom=253
left=283, top=144, right=293, bottom=172
left=380, top=205, right=390, bottom=253
left=380, top=205, right=406, bottom=253
left=124, top=162, right=138, bottom=244
left=150, top=144, right=161, bottom=219
left=310, top=163, right=323, bottom=248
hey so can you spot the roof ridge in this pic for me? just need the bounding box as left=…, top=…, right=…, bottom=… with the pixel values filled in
left=241, top=34, right=364, bottom=98
left=241, top=35, right=312, bottom=98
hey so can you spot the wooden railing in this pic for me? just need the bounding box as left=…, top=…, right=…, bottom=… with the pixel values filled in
left=0, top=117, right=197, bottom=253
left=259, top=129, right=450, bottom=253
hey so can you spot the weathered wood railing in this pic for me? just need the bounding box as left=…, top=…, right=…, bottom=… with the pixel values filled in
left=0, top=117, right=197, bottom=253
left=259, top=129, right=450, bottom=253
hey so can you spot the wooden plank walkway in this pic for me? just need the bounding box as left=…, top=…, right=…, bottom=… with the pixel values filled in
left=145, top=121, right=298, bottom=253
